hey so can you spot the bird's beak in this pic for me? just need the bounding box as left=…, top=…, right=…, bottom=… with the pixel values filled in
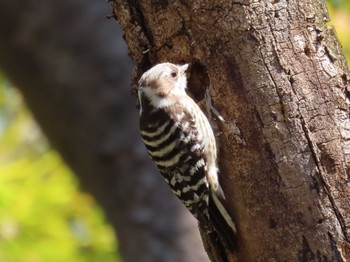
left=180, top=64, right=189, bottom=72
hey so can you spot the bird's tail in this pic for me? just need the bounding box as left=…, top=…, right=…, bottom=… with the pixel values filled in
left=209, top=192, right=238, bottom=250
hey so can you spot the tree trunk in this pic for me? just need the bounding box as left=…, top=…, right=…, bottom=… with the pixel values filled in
left=0, top=0, right=209, bottom=261
left=112, top=0, right=350, bottom=261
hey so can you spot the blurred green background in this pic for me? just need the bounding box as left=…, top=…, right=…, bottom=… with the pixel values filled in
left=0, top=1, right=349, bottom=261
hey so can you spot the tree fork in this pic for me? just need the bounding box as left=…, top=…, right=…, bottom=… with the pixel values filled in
left=112, top=0, right=350, bottom=261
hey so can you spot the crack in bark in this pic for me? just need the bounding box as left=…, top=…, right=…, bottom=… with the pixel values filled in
left=298, top=235, right=316, bottom=262
left=127, top=0, right=154, bottom=66
left=300, top=116, right=349, bottom=243
left=328, top=232, right=345, bottom=261
left=258, top=2, right=350, bottom=247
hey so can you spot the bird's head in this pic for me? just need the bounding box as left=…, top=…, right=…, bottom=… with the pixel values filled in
left=138, top=63, right=189, bottom=108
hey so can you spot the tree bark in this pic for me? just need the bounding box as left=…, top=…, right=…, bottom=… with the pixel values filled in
left=0, top=0, right=209, bottom=261
left=112, top=0, right=350, bottom=261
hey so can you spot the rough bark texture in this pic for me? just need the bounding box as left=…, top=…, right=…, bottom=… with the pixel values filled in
left=0, top=0, right=209, bottom=261
left=112, top=0, right=350, bottom=261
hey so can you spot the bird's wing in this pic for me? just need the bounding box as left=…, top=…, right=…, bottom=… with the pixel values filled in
left=159, top=168, right=210, bottom=228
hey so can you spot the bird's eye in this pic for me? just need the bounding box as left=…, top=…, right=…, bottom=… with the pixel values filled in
left=170, top=72, right=177, bottom=78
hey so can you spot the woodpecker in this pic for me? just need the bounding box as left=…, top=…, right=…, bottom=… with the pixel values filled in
left=137, top=62, right=237, bottom=249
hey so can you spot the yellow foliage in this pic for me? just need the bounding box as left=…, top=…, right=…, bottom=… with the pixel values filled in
left=327, top=1, right=350, bottom=61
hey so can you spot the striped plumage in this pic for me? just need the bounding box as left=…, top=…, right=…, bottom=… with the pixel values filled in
left=137, top=62, right=237, bottom=250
